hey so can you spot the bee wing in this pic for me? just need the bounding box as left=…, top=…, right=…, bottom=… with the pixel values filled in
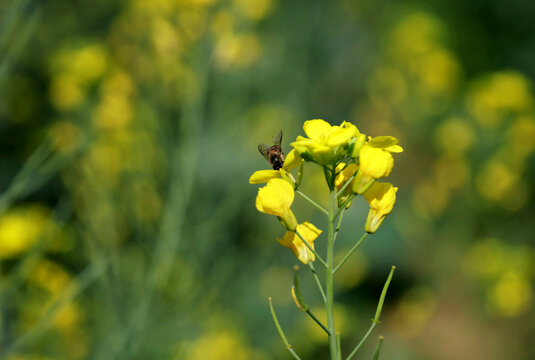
left=272, top=130, right=283, bottom=147
left=258, top=143, right=270, bottom=160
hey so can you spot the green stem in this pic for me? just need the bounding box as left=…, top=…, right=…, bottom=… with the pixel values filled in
left=346, top=322, right=377, bottom=360
left=373, top=266, right=396, bottom=323
left=268, top=298, right=302, bottom=360
left=296, top=189, right=328, bottom=215
left=326, top=187, right=337, bottom=359
left=372, top=336, right=385, bottom=360
left=333, top=207, right=345, bottom=244
left=333, top=233, right=368, bottom=274
left=336, top=174, right=355, bottom=197
left=308, top=262, right=326, bottom=304
left=293, top=266, right=329, bottom=335
left=295, top=229, right=327, bottom=269
left=346, top=266, right=396, bottom=360
left=306, top=309, right=330, bottom=335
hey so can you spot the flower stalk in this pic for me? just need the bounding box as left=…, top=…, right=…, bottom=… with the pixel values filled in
left=372, top=336, right=385, bottom=360
left=253, top=120, right=401, bottom=359
left=268, top=297, right=302, bottom=360
left=326, top=187, right=338, bottom=358
left=346, top=266, right=396, bottom=360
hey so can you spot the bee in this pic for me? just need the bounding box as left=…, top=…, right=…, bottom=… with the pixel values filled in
left=258, top=130, right=285, bottom=170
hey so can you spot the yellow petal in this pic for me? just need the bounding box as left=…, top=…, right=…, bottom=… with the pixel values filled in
left=368, top=136, right=403, bottom=153
left=368, top=136, right=399, bottom=148
left=340, top=121, right=361, bottom=133
left=363, top=182, right=398, bottom=233
left=358, top=145, right=394, bottom=179
left=249, top=170, right=281, bottom=184
left=386, top=144, right=403, bottom=153
left=335, top=163, right=358, bottom=190
left=282, top=149, right=302, bottom=170
left=327, top=126, right=359, bottom=147
left=277, top=222, right=322, bottom=264
left=255, top=178, right=294, bottom=217
left=303, top=119, right=332, bottom=140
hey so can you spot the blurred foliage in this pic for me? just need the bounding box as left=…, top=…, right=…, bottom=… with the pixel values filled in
left=1, top=0, right=535, bottom=359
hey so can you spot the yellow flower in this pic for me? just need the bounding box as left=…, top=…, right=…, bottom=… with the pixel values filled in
left=352, top=144, right=395, bottom=194
left=256, top=178, right=298, bottom=230
left=366, top=136, right=403, bottom=153
left=282, top=149, right=302, bottom=170
left=363, top=182, right=398, bottom=233
left=335, top=163, right=359, bottom=190
left=249, top=170, right=281, bottom=184
left=291, top=119, right=360, bottom=165
left=335, top=163, right=359, bottom=208
left=277, top=222, right=322, bottom=264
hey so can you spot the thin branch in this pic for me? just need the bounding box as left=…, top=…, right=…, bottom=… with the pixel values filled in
left=333, top=233, right=368, bottom=274
left=268, top=298, right=302, bottom=360
left=372, top=336, right=385, bottom=360
left=296, top=190, right=328, bottom=215
left=346, top=266, right=396, bottom=360
left=308, top=262, right=327, bottom=304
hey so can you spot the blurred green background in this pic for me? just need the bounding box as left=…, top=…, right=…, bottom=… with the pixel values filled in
left=1, top=0, right=535, bottom=359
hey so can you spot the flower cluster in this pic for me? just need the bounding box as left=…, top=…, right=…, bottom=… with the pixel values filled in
left=250, top=119, right=402, bottom=263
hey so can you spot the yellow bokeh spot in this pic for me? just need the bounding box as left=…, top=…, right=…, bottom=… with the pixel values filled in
left=464, top=238, right=534, bottom=318
left=211, top=10, right=235, bottom=36
left=463, top=238, right=508, bottom=279
left=467, top=71, right=533, bottom=127
left=151, top=18, right=182, bottom=59
left=476, top=160, right=528, bottom=211
left=101, top=70, right=134, bottom=98
left=92, top=94, right=132, bottom=130
left=464, top=238, right=534, bottom=280
left=178, top=8, right=207, bottom=44
left=390, top=12, right=444, bottom=57
left=132, top=182, right=162, bottom=222
left=507, top=115, right=535, bottom=163
left=50, top=75, right=85, bottom=111
left=69, top=44, right=108, bottom=84
left=214, top=33, right=262, bottom=69
left=54, top=302, right=82, bottom=331
left=368, top=66, right=408, bottom=106
left=178, top=0, right=216, bottom=7
left=433, top=157, right=470, bottom=190
left=49, top=43, right=108, bottom=111
left=86, top=142, right=123, bottom=185
left=487, top=271, right=532, bottom=317
left=434, top=117, right=475, bottom=156
left=393, top=286, right=436, bottom=337
left=304, top=304, right=351, bottom=342
left=233, top=0, right=275, bottom=21
left=49, top=120, right=82, bottom=154
left=417, top=49, right=460, bottom=95
left=93, top=70, right=135, bottom=130
left=51, top=44, right=108, bottom=85
left=182, top=331, right=251, bottom=360
left=0, top=206, right=50, bottom=259
left=29, top=259, right=72, bottom=295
